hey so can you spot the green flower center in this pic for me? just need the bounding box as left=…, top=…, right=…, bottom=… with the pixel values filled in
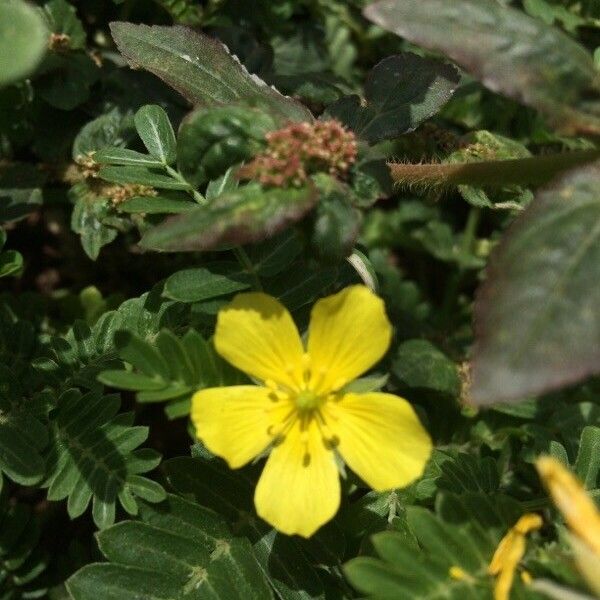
left=294, top=389, right=322, bottom=412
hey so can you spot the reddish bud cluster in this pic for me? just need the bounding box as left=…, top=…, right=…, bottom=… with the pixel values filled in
left=239, top=120, right=357, bottom=187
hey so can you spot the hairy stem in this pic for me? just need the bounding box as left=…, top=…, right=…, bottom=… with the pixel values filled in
left=389, top=149, right=600, bottom=190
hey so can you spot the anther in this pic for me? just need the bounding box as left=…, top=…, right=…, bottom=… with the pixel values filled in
left=324, top=435, right=340, bottom=450
left=302, top=453, right=311, bottom=467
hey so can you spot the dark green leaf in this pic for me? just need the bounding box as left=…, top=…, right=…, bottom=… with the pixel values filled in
left=134, top=104, right=177, bottom=164
left=44, top=388, right=165, bottom=529
left=164, top=457, right=326, bottom=600
left=113, top=330, right=170, bottom=379
left=36, top=53, right=99, bottom=111
left=205, top=167, right=239, bottom=201
left=98, top=328, right=234, bottom=417
left=67, top=495, right=273, bottom=600
left=164, top=264, right=252, bottom=303
left=345, top=493, right=524, bottom=599
left=0, top=249, right=23, bottom=278
left=94, top=147, right=163, bottom=168
left=140, top=184, right=317, bottom=252
left=118, top=195, right=197, bottom=214
left=0, top=163, right=45, bottom=223
left=177, top=105, right=274, bottom=187
left=364, top=0, right=600, bottom=135
left=325, top=53, right=459, bottom=144
left=472, top=162, right=600, bottom=404
left=72, top=110, right=136, bottom=159
left=97, top=370, right=167, bottom=391
left=109, top=22, right=313, bottom=124
left=98, top=166, right=190, bottom=190
left=0, top=496, right=48, bottom=598
left=43, top=0, right=86, bottom=49
left=70, top=183, right=118, bottom=261
left=392, top=339, right=460, bottom=398
left=0, top=366, right=47, bottom=486
left=311, top=178, right=361, bottom=262
left=249, top=231, right=303, bottom=277
left=574, top=426, right=600, bottom=490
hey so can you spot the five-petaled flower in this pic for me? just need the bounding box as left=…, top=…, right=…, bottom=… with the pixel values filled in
left=191, top=285, right=432, bottom=537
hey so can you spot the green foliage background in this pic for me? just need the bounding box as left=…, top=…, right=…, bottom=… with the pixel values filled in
left=0, top=0, right=600, bottom=598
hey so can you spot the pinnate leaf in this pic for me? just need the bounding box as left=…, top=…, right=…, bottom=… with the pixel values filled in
left=66, top=494, right=273, bottom=600
left=345, top=493, right=526, bottom=599
left=43, top=388, right=165, bottom=529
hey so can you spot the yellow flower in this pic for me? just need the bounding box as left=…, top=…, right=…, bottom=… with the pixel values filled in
left=191, top=285, right=432, bottom=537
left=536, top=456, right=600, bottom=595
left=488, top=513, right=542, bottom=600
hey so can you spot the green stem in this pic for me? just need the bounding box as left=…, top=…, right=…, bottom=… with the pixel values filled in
left=389, top=149, right=600, bottom=190
left=165, top=165, right=207, bottom=205
left=461, top=207, right=481, bottom=256
left=440, top=207, right=480, bottom=325
left=233, top=247, right=263, bottom=292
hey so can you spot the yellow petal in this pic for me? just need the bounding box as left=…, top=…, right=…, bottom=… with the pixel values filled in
left=214, top=292, right=304, bottom=389
left=570, top=535, right=600, bottom=596
left=307, top=285, right=392, bottom=393
left=325, top=392, right=432, bottom=490
left=489, top=514, right=541, bottom=575
left=191, top=386, right=290, bottom=469
left=536, top=456, right=600, bottom=556
left=254, top=419, right=340, bottom=537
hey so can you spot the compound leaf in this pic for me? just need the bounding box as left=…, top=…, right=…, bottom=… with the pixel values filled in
left=66, top=494, right=273, bottom=600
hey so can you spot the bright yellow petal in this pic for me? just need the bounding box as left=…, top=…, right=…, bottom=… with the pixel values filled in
left=254, top=419, right=340, bottom=537
left=191, top=386, right=291, bottom=469
left=325, top=392, right=431, bottom=490
left=307, top=286, right=392, bottom=392
left=214, top=292, right=304, bottom=389
left=536, top=456, right=600, bottom=556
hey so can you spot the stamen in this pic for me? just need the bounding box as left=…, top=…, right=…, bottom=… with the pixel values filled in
left=302, top=353, right=311, bottom=370
left=302, top=453, right=311, bottom=467
left=310, top=367, right=329, bottom=395
left=315, top=410, right=340, bottom=449
left=266, top=409, right=297, bottom=442
left=324, top=435, right=340, bottom=450
left=265, top=379, right=279, bottom=391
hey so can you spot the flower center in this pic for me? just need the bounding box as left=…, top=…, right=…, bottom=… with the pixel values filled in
left=294, top=389, right=322, bottom=412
